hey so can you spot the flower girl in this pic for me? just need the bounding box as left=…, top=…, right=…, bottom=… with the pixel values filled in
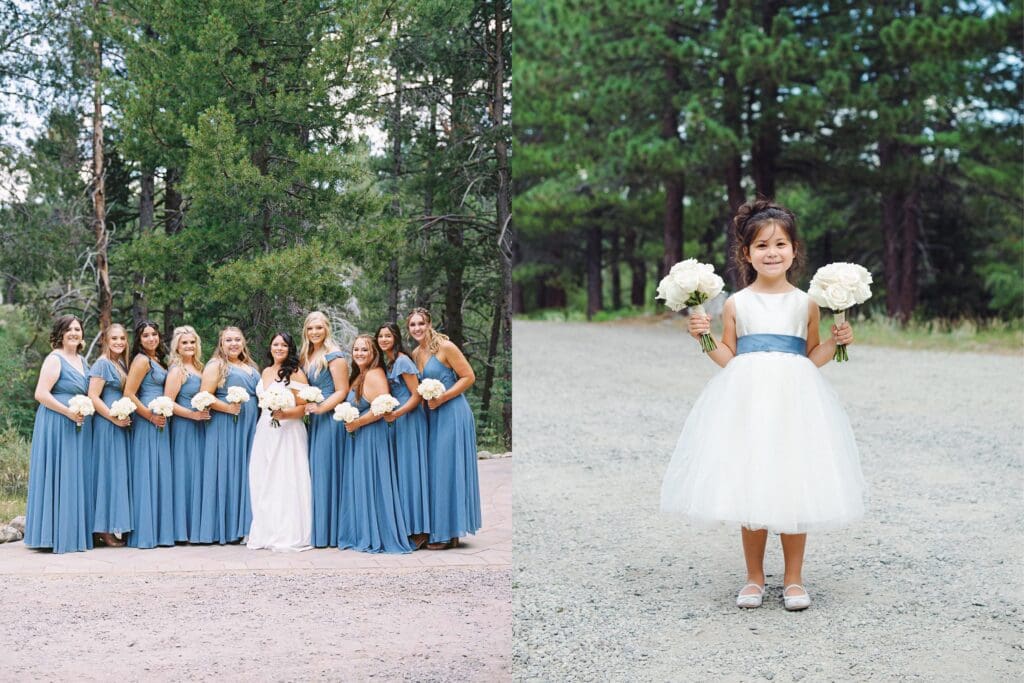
left=660, top=199, right=865, bottom=611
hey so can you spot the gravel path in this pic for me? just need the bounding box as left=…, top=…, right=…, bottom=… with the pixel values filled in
left=513, top=319, right=1023, bottom=682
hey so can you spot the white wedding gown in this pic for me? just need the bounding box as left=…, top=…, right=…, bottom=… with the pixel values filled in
left=246, top=378, right=313, bottom=552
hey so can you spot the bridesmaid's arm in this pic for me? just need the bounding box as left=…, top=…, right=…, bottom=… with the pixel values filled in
left=427, top=341, right=474, bottom=409
left=200, top=361, right=239, bottom=415
left=34, top=355, right=81, bottom=424
left=346, top=369, right=389, bottom=432
left=125, top=355, right=165, bottom=428
left=88, top=376, right=130, bottom=427
left=166, top=367, right=210, bottom=421
left=385, top=373, right=421, bottom=422
left=306, top=357, right=349, bottom=415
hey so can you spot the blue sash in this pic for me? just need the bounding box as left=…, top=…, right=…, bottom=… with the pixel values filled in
left=736, top=334, right=806, bottom=356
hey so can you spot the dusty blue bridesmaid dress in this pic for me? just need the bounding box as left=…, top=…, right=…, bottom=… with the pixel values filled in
left=127, top=358, right=174, bottom=548
left=421, top=355, right=481, bottom=543
left=305, top=350, right=347, bottom=547
left=170, top=370, right=205, bottom=542
left=336, top=389, right=412, bottom=553
left=24, top=353, right=93, bottom=553
left=89, top=357, right=132, bottom=536
left=387, top=353, right=429, bottom=535
left=196, top=364, right=258, bottom=544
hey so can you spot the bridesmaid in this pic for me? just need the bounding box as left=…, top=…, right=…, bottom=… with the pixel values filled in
left=407, top=307, right=481, bottom=549
left=164, top=325, right=211, bottom=542
left=196, top=326, right=259, bottom=544
left=375, top=322, right=430, bottom=546
left=24, top=315, right=93, bottom=553
left=337, top=335, right=412, bottom=554
left=123, top=320, right=174, bottom=548
left=87, top=323, right=132, bottom=547
left=299, top=311, right=350, bottom=548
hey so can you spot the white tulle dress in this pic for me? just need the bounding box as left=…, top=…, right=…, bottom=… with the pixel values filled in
left=660, top=287, right=864, bottom=534
left=247, top=378, right=313, bottom=552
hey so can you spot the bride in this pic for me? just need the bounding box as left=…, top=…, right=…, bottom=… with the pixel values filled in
left=247, top=331, right=313, bottom=552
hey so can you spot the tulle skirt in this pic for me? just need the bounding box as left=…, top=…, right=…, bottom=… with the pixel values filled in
left=660, top=352, right=864, bottom=534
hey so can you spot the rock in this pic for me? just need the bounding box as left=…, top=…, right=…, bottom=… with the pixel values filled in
left=9, top=515, right=25, bottom=533
left=0, top=525, right=23, bottom=543
left=478, top=450, right=493, bottom=459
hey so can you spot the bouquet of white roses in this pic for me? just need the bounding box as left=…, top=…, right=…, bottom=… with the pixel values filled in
left=147, top=396, right=175, bottom=432
left=190, top=391, right=216, bottom=412
left=656, top=259, right=726, bottom=352
left=332, top=401, right=360, bottom=439
left=259, top=385, right=296, bottom=428
left=370, top=393, right=400, bottom=429
left=417, top=378, right=445, bottom=402
left=109, top=397, right=137, bottom=422
left=67, top=394, right=95, bottom=431
left=808, top=262, right=873, bottom=363
left=297, top=385, right=324, bottom=424
left=225, top=386, right=250, bottom=423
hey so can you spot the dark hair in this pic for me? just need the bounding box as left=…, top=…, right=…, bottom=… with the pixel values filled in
left=731, top=199, right=805, bottom=287
left=49, top=315, right=84, bottom=352
left=374, top=322, right=408, bottom=371
left=268, top=332, right=300, bottom=385
left=131, top=320, right=167, bottom=367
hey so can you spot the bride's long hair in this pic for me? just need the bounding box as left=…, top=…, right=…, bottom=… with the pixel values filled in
left=267, top=331, right=301, bottom=386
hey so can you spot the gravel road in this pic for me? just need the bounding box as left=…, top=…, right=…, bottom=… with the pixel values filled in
left=513, top=319, right=1022, bottom=682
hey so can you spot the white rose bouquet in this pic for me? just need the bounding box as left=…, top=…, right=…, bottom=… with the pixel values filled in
left=656, top=258, right=726, bottom=352
left=417, top=378, right=446, bottom=402
left=190, top=391, right=216, bottom=412
left=332, top=401, right=360, bottom=439
left=370, top=393, right=400, bottom=429
left=259, top=385, right=296, bottom=428
left=297, top=385, right=324, bottom=424
left=225, top=386, right=250, bottom=423
left=147, top=396, right=175, bottom=432
left=67, top=394, right=95, bottom=431
left=109, top=397, right=137, bottom=423
left=808, top=262, right=873, bottom=363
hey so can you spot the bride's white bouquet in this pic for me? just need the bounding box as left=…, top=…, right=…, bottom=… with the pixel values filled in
left=190, top=391, right=216, bottom=412
left=656, top=259, right=726, bottom=352
left=808, top=262, right=873, bottom=363
left=417, top=378, right=445, bottom=402
left=297, top=386, right=324, bottom=425
left=109, top=397, right=137, bottom=422
left=259, top=385, right=296, bottom=428
left=147, top=396, right=175, bottom=432
left=225, top=386, right=250, bottom=423
left=67, top=394, right=95, bottom=431
left=333, top=401, right=360, bottom=439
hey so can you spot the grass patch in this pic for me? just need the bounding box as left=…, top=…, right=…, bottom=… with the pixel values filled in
left=0, top=426, right=29, bottom=525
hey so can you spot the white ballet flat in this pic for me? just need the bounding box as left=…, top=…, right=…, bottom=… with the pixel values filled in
left=782, top=584, right=811, bottom=611
left=736, top=583, right=765, bottom=609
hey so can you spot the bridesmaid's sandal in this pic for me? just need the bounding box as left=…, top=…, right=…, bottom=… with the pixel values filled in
left=411, top=534, right=429, bottom=550
left=426, top=537, right=460, bottom=550
left=782, top=584, right=811, bottom=611
left=735, top=583, right=765, bottom=609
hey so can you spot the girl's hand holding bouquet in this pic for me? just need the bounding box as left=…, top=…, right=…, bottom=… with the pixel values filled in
left=656, top=259, right=725, bottom=352
left=808, top=262, right=872, bottom=363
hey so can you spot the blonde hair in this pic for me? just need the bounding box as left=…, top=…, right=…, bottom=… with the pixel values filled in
left=349, top=334, right=382, bottom=402
left=298, top=311, right=342, bottom=377
left=99, top=323, right=129, bottom=388
left=406, top=307, right=450, bottom=355
left=210, top=326, right=258, bottom=388
left=168, top=325, right=205, bottom=375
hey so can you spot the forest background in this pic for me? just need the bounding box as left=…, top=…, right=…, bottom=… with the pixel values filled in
left=0, top=0, right=512, bottom=518
left=514, top=0, right=1021, bottom=337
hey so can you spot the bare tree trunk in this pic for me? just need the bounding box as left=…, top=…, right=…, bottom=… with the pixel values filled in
left=480, top=301, right=501, bottom=414
left=417, top=92, right=437, bottom=310
left=719, top=0, right=745, bottom=290
left=386, top=28, right=402, bottom=322
left=92, top=0, right=112, bottom=332
left=608, top=227, right=622, bottom=309
left=493, top=0, right=512, bottom=447
left=163, top=168, right=184, bottom=337
left=624, top=228, right=646, bottom=306
left=585, top=225, right=602, bottom=320
left=898, top=189, right=921, bottom=323
left=879, top=139, right=903, bottom=321
left=133, top=167, right=154, bottom=326
left=751, top=0, right=781, bottom=200
left=659, top=24, right=685, bottom=278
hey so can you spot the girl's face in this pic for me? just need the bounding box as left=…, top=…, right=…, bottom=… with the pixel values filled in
left=407, top=314, right=429, bottom=343
left=62, top=320, right=83, bottom=349
left=140, top=326, right=161, bottom=353
left=107, top=328, right=127, bottom=355
left=222, top=330, right=244, bottom=360
left=306, top=318, right=326, bottom=346
left=376, top=328, right=395, bottom=353
left=745, top=223, right=795, bottom=280
left=352, top=338, right=373, bottom=368
left=177, top=334, right=197, bottom=359
left=270, top=335, right=290, bottom=363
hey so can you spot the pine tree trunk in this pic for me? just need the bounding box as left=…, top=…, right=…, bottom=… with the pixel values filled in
left=493, top=0, right=512, bottom=447
left=624, top=228, right=646, bottom=306
left=480, top=301, right=501, bottom=415
left=660, top=53, right=685, bottom=278
left=879, top=139, right=904, bottom=321
left=92, top=2, right=112, bottom=332
left=387, top=33, right=402, bottom=322
left=586, top=225, right=602, bottom=320
left=608, top=227, right=622, bottom=310
left=163, top=168, right=184, bottom=337
left=719, top=0, right=745, bottom=291
left=898, top=189, right=921, bottom=323
left=133, top=167, right=154, bottom=326
left=751, top=1, right=780, bottom=199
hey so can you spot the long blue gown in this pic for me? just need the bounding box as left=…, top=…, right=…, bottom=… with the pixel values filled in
left=421, top=355, right=482, bottom=543
left=337, top=389, right=412, bottom=553
left=24, top=353, right=93, bottom=553
left=89, top=357, right=132, bottom=536
left=387, top=353, right=429, bottom=535
left=196, top=365, right=259, bottom=544
left=305, top=350, right=348, bottom=547
left=127, top=357, right=174, bottom=548
left=170, top=370, right=205, bottom=542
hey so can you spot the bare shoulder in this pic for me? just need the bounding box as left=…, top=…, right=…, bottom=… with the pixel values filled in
left=130, top=354, right=151, bottom=370
left=292, top=369, right=309, bottom=384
